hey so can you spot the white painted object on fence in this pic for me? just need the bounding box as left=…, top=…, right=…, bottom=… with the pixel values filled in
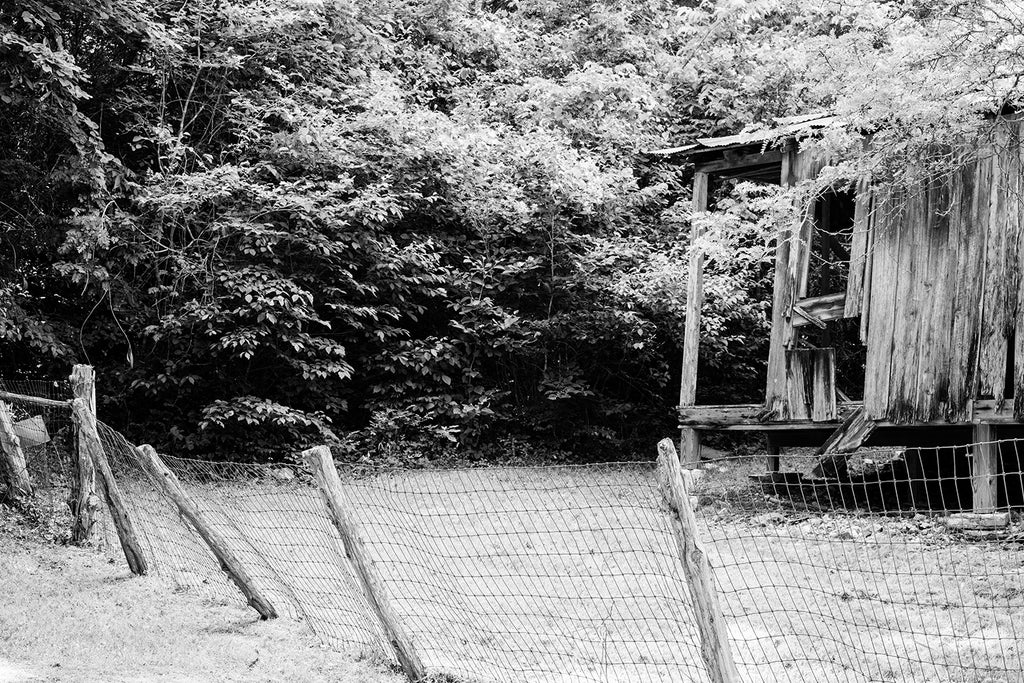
left=13, top=416, right=49, bottom=448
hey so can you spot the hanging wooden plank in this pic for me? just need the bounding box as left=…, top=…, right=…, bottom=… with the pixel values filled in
left=0, top=401, right=33, bottom=501
left=947, top=155, right=990, bottom=422
left=977, top=125, right=1011, bottom=403
left=679, top=171, right=710, bottom=465
left=845, top=183, right=873, bottom=317
left=914, top=175, right=955, bottom=422
left=862, top=190, right=902, bottom=419
left=303, top=446, right=425, bottom=681
left=138, top=444, right=277, bottom=619
left=70, top=399, right=147, bottom=576
left=656, top=439, right=741, bottom=683
left=1014, top=123, right=1024, bottom=420
left=859, top=191, right=876, bottom=343
left=887, top=186, right=925, bottom=423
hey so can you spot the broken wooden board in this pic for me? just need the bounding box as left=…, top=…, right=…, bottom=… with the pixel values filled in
left=811, top=407, right=878, bottom=478
left=946, top=512, right=1010, bottom=530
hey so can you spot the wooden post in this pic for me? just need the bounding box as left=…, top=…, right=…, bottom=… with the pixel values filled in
left=766, top=435, right=781, bottom=473
left=0, top=401, right=33, bottom=501
left=302, top=445, right=426, bottom=682
left=136, top=444, right=277, bottom=619
left=765, top=145, right=798, bottom=419
left=657, top=438, right=740, bottom=683
left=70, top=364, right=99, bottom=544
left=972, top=424, right=998, bottom=513
left=679, top=171, right=709, bottom=465
left=70, top=399, right=148, bottom=575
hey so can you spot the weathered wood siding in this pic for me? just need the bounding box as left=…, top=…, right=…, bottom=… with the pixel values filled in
left=857, top=119, right=1024, bottom=423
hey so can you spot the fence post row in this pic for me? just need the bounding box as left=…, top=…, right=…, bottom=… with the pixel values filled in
left=0, top=400, right=33, bottom=501
left=70, top=364, right=99, bottom=544
left=302, top=445, right=426, bottom=683
left=656, top=438, right=740, bottom=683
left=135, top=444, right=277, bottom=620
left=70, top=398, right=148, bottom=576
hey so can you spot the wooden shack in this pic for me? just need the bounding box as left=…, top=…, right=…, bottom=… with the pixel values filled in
left=655, top=113, right=1024, bottom=511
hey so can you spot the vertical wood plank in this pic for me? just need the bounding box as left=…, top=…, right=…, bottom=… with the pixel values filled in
left=947, top=154, right=990, bottom=421
left=70, top=399, right=148, bottom=575
left=679, top=172, right=709, bottom=465
left=811, top=349, right=837, bottom=422
left=859, top=189, right=876, bottom=343
left=978, top=124, right=1011, bottom=403
left=0, top=401, right=33, bottom=501
left=70, top=365, right=99, bottom=544
left=1014, top=121, right=1024, bottom=419
left=914, top=175, right=954, bottom=422
left=137, top=444, right=277, bottom=620
left=863, top=190, right=902, bottom=419
left=891, top=186, right=926, bottom=423
left=765, top=146, right=798, bottom=419
left=303, top=446, right=425, bottom=681
left=786, top=350, right=811, bottom=421
left=972, top=424, right=998, bottom=513
left=657, top=438, right=740, bottom=683
left=845, top=183, right=872, bottom=317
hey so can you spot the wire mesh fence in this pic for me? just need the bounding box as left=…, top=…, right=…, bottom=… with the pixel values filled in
left=4, top=373, right=1024, bottom=682
left=0, top=378, right=75, bottom=514
left=692, top=444, right=1024, bottom=683
left=94, top=425, right=710, bottom=682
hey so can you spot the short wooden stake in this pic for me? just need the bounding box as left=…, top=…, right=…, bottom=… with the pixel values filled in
left=70, top=399, right=148, bottom=575
left=657, top=438, right=740, bottom=683
left=0, top=400, right=33, bottom=501
left=136, top=444, right=277, bottom=619
left=972, top=424, right=998, bottom=513
left=70, top=364, right=99, bottom=544
left=303, top=445, right=426, bottom=682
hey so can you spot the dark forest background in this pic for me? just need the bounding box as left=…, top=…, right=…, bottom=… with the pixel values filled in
left=2, top=0, right=1018, bottom=462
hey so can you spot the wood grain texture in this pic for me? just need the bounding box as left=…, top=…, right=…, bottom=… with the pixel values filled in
left=71, top=399, right=147, bottom=575
left=764, top=146, right=798, bottom=419
left=679, top=172, right=710, bottom=466
left=70, top=365, right=99, bottom=544
left=656, top=438, right=740, bottom=683
left=138, top=443, right=277, bottom=620
left=303, top=446, right=425, bottom=681
left=971, top=424, right=998, bottom=513
left=0, top=401, right=33, bottom=500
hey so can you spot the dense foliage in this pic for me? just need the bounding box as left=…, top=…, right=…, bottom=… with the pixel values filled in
left=2, top=0, right=1019, bottom=462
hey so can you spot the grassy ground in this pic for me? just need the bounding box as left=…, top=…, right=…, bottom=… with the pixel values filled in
left=0, top=510, right=402, bottom=683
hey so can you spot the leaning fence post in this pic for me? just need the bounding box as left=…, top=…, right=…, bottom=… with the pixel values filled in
left=70, top=399, right=148, bottom=575
left=657, top=438, right=740, bottom=683
left=0, top=400, right=33, bottom=501
left=302, top=445, right=426, bottom=682
left=70, top=364, right=99, bottom=543
left=136, top=444, right=277, bottom=619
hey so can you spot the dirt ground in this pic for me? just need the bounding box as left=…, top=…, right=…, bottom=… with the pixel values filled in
left=0, top=512, right=402, bottom=683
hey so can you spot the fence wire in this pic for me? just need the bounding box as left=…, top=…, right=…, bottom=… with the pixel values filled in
left=5, top=376, right=1024, bottom=683
left=94, top=424, right=708, bottom=683
left=0, top=378, right=75, bottom=513
left=692, top=443, right=1024, bottom=683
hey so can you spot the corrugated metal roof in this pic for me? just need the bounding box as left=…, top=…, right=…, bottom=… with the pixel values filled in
left=647, top=113, right=837, bottom=156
